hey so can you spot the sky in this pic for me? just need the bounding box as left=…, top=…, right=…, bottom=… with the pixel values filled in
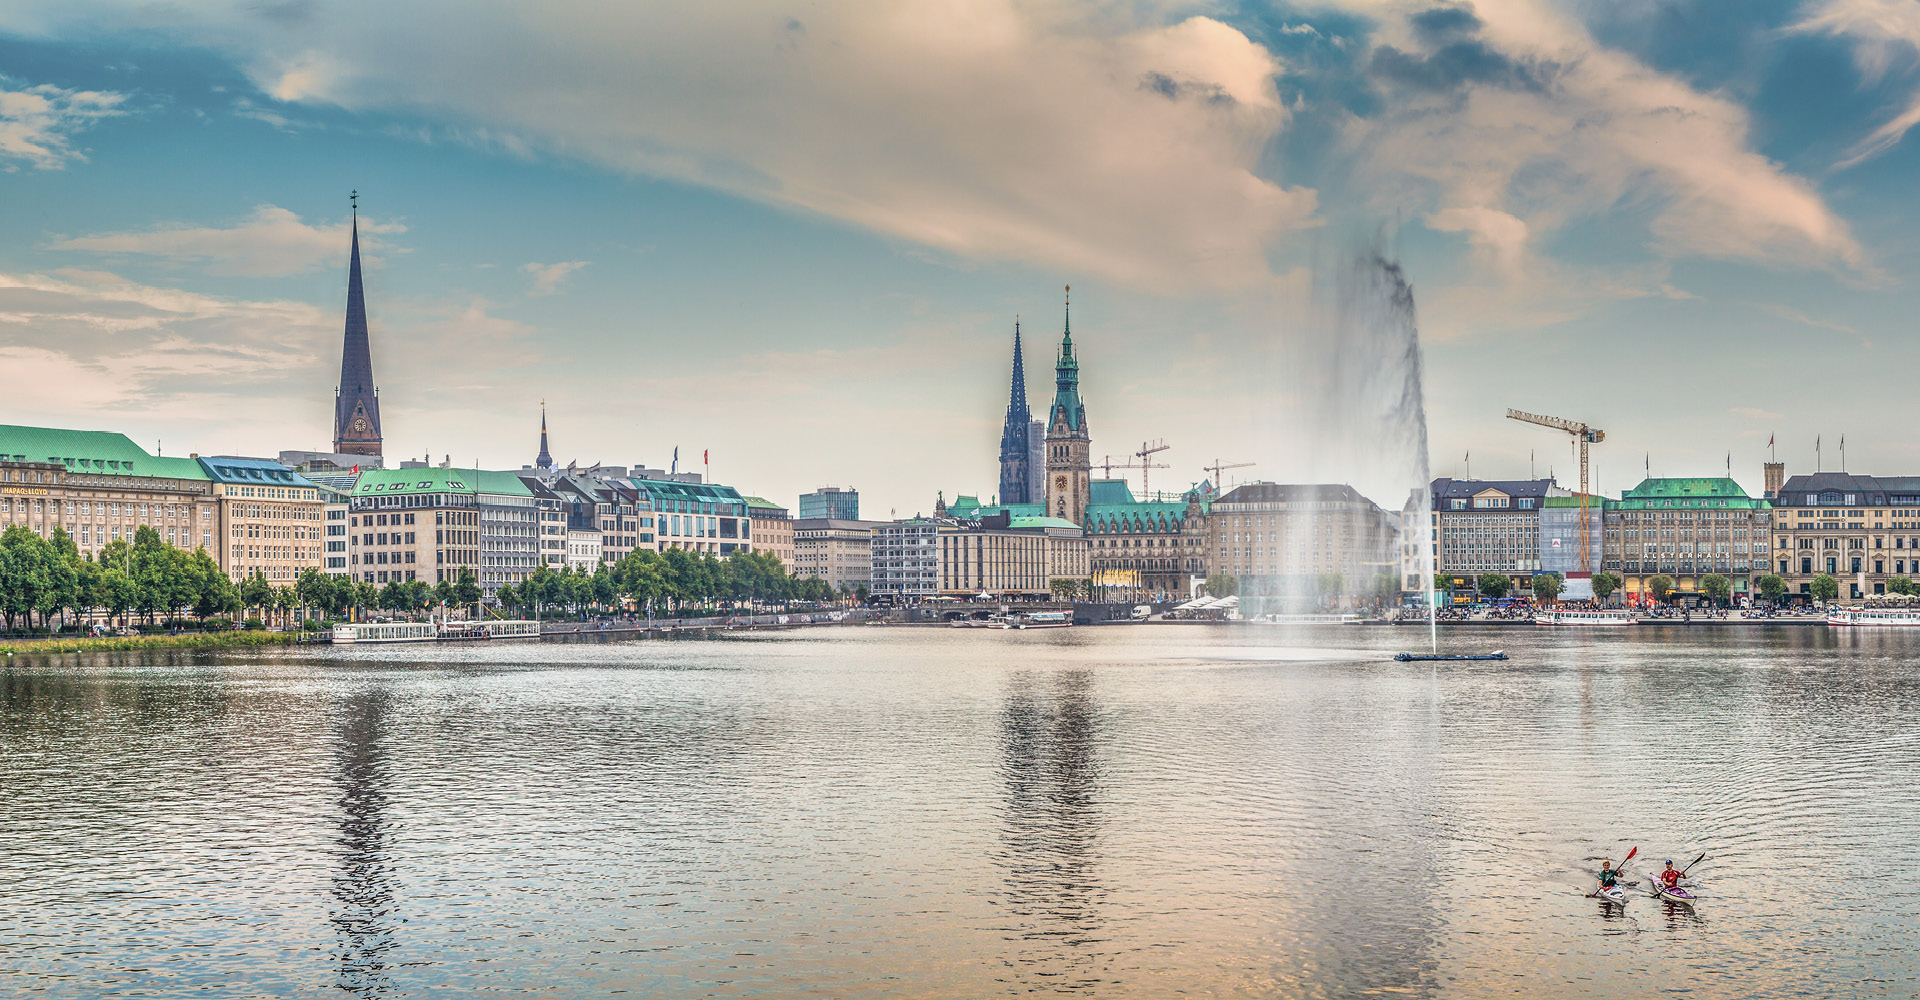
left=3, top=0, right=1920, bottom=517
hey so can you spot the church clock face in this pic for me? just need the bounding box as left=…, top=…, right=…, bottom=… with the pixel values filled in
left=1054, top=475, right=1068, bottom=490
left=352, top=416, right=370, bottom=433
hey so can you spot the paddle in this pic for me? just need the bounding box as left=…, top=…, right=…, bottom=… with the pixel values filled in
left=1678, top=851, right=1706, bottom=879
left=1587, top=846, right=1637, bottom=897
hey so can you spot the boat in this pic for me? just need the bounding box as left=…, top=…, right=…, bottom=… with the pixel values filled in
left=1591, top=884, right=1627, bottom=904
left=1648, top=880, right=1700, bottom=906
left=1394, top=650, right=1507, bottom=661
left=331, top=621, right=438, bottom=644
left=1826, top=607, right=1920, bottom=627
left=1534, top=609, right=1636, bottom=626
left=1002, top=611, right=1070, bottom=629
left=950, top=616, right=1003, bottom=628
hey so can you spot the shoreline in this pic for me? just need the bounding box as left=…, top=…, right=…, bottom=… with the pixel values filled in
left=0, top=631, right=304, bottom=656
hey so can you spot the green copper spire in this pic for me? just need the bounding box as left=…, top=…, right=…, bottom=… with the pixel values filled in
left=1052, top=284, right=1083, bottom=432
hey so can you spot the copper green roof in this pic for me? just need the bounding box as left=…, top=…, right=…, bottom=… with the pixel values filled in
left=353, top=467, right=530, bottom=496
left=1008, top=515, right=1082, bottom=530
left=0, top=424, right=209, bottom=481
left=741, top=496, right=786, bottom=511
left=1607, top=477, right=1769, bottom=510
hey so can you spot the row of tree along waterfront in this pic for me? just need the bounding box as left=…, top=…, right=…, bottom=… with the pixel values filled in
left=0, top=525, right=857, bottom=634
left=1450, top=570, right=1896, bottom=605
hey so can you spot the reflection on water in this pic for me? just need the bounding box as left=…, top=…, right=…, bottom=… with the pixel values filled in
left=995, top=669, right=1106, bottom=990
left=331, top=685, right=399, bottom=996
left=0, top=626, right=1916, bottom=998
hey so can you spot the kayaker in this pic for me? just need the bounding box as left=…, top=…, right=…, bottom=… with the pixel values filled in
left=1597, top=860, right=1621, bottom=891
left=1660, top=860, right=1682, bottom=889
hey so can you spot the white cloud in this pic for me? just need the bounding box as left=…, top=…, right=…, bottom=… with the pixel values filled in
left=1794, top=0, right=1920, bottom=167
left=0, top=77, right=124, bottom=170
left=51, top=205, right=404, bottom=277
left=0, top=1, right=1318, bottom=293
left=523, top=260, right=588, bottom=296
left=1330, top=0, right=1864, bottom=280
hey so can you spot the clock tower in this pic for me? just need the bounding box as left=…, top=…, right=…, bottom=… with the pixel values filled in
left=1044, top=287, right=1091, bottom=525
left=333, top=193, right=384, bottom=458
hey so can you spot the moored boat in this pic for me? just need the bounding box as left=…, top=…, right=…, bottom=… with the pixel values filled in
left=1002, top=611, right=1070, bottom=629
left=1534, top=609, right=1636, bottom=626
left=332, top=621, right=438, bottom=644
left=1826, top=607, right=1920, bottom=627
left=1394, top=650, right=1507, bottom=661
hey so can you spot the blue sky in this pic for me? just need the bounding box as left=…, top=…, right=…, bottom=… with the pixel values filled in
left=3, top=0, right=1920, bottom=516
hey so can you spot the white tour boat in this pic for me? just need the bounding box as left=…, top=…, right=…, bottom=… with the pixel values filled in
left=332, top=621, right=439, bottom=644
left=1002, top=611, right=1071, bottom=629
left=1826, top=607, right=1920, bottom=627
left=333, top=619, right=543, bottom=644
left=1532, top=609, right=1636, bottom=626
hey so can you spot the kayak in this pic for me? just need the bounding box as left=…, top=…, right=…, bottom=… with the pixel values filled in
left=1591, top=884, right=1627, bottom=904
left=1649, top=880, right=1700, bottom=905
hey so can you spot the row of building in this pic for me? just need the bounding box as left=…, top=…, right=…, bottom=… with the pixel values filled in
left=7, top=209, right=1899, bottom=608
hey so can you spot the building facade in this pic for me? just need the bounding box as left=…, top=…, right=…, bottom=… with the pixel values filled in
left=798, top=487, right=860, bottom=521
left=332, top=208, right=384, bottom=459
left=1043, top=298, right=1092, bottom=526
left=1770, top=472, right=1920, bottom=600
left=345, top=468, right=495, bottom=585
left=197, top=456, right=325, bottom=584
left=871, top=518, right=941, bottom=599
left=1601, top=478, right=1771, bottom=604
left=0, top=425, right=221, bottom=561
left=632, top=478, right=750, bottom=555
left=743, top=497, right=794, bottom=571
left=936, top=515, right=1089, bottom=598
left=1430, top=477, right=1566, bottom=592
left=1208, top=483, right=1399, bottom=612
left=792, top=518, right=886, bottom=589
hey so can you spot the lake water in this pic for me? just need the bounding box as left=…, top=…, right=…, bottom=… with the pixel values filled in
left=3, top=624, right=1916, bottom=998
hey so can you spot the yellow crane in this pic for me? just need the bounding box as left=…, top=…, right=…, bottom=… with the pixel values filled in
left=1505, top=408, right=1605, bottom=576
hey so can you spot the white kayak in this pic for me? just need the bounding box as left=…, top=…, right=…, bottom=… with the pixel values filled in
left=1591, top=884, right=1627, bottom=904
left=1649, top=879, right=1700, bottom=905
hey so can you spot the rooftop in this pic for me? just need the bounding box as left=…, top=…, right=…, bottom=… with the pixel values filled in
left=0, top=423, right=209, bottom=481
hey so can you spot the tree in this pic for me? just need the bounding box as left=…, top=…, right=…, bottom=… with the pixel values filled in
left=1701, top=573, right=1732, bottom=608
left=1371, top=572, right=1399, bottom=606
left=1648, top=574, right=1675, bottom=603
left=1317, top=573, right=1344, bottom=606
left=1476, top=572, right=1510, bottom=599
left=1810, top=573, right=1839, bottom=602
left=240, top=571, right=274, bottom=621
left=1530, top=572, right=1563, bottom=605
left=1204, top=574, right=1238, bottom=598
left=1756, top=574, right=1787, bottom=604
left=1590, top=571, right=1622, bottom=604
left=1887, top=576, right=1915, bottom=597
left=453, top=567, right=482, bottom=612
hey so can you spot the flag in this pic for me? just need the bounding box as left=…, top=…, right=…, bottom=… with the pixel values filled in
left=352, top=464, right=359, bottom=474
left=672, top=446, right=678, bottom=473
left=1768, top=434, right=1774, bottom=448
left=704, top=449, right=709, bottom=465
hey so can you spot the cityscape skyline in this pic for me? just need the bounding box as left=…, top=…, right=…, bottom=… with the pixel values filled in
left=5, top=2, right=1920, bottom=518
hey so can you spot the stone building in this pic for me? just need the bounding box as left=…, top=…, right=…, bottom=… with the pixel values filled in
left=792, top=518, right=887, bottom=590
left=345, top=468, right=536, bottom=587
left=1769, top=472, right=1920, bottom=600
left=1429, top=477, right=1567, bottom=594
left=936, top=513, right=1089, bottom=598
left=1208, top=482, right=1400, bottom=612
left=743, top=496, right=794, bottom=571
left=196, top=456, right=325, bottom=584
left=997, top=320, right=1038, bottom=505
left=0, top=424, right=222, bottom=561
left=1600, top=477, right=1771, bottom=605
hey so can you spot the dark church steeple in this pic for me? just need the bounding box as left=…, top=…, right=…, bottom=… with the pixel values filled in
left=535, top=402, right=554, bottom=470
left=333, top=192, right=383, bottom=457
left=997, top=318, right=1035, bottom=504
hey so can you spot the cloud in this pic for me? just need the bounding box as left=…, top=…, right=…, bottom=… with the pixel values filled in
left=0, top=77, right=125, bottom=169
left=1794, top=0, right=1920, bottom=167
left=51, top=205, right=404, bottom=277
left=0, top=2, right=1317, bottom=293
left=1731, top=406, right=1783, bottom=421
left=1336, top=0, right=1864, bottom=281
left=523, top=260, right=588, bottom=296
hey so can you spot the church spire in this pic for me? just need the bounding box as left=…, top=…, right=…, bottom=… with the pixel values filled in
left=333, top=190, right=383, bottom=457
left=1052, top=284, right=1082, bottom=432
left=535, top=401, right=554, bottom=470
left=998, top=317, right=1036, bottom=504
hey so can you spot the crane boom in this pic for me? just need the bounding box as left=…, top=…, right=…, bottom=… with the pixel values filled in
left=1505, top=408, right=1606, bottom=578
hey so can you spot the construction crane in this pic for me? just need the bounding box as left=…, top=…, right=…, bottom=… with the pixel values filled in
left=1134, top=439, right=1171, bottom=494
left=1098, top=454, right=1148, bottom=479
left=1505, top=408, right=1605, bottom=576
left=1202, top=459, right=1254, bottom=493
